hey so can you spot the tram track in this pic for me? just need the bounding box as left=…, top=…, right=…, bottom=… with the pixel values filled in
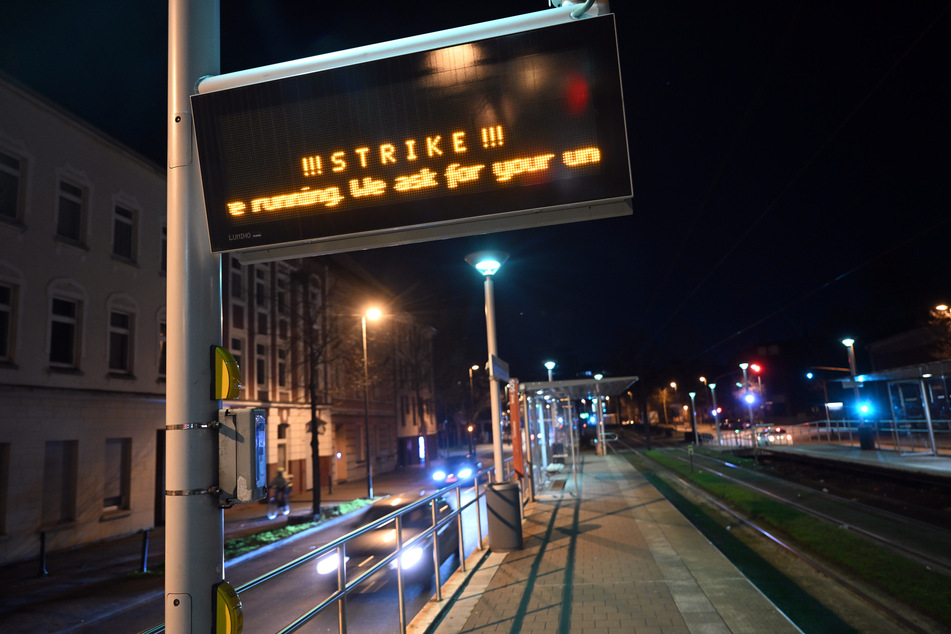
left=607, top=436, right=948, bottom=633
left=665, top=446, right=951, bottom=576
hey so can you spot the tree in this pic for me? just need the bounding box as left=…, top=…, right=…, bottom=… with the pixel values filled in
left=927, top=305, right=951, bottom=360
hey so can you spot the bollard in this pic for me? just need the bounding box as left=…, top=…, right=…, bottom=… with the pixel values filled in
left=38, top=531, right=48, bottom=577
left=141, top=529, right=151, bottom=573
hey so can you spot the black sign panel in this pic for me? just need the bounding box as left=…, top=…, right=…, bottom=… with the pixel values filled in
left=192, top=14, right=630, bottom=255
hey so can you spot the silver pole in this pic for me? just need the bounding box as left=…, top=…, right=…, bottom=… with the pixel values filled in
left=362, top=315, right=374, bottom=498
left=166, top=1, right=221, bottom=632
left=484, top=276, right=505, bottom=483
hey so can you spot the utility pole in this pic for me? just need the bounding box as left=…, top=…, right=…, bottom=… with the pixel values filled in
left=166, top=2, right=221, bottom=632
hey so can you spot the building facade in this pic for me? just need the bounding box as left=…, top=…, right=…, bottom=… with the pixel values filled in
left=0, top=76, right=437, bottom=566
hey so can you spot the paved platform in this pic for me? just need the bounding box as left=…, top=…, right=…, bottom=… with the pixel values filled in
left=762, top=442, right=951, bottom=479
left=412, top=454, right=801, bottom=634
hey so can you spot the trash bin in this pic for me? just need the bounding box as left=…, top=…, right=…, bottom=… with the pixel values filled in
left=486, top=481, right=523, bottom=551
left=858, top=425, right=876, bottom=450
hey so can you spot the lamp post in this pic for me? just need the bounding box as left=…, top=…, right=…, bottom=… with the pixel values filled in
left=466, top=251, right=508, bottom=483
left=842, top=338, right=860, bottom=417
left=362, top=307, right=382, bottom=498
left=739, top=363, right=754, bottom=429
left=468, top=363, right=479, bottom=449
left=688, top=392, right=698, bottom=445
left=709, top=383, right=720, bottom=445
left=545, top=360, right=555, bottom=382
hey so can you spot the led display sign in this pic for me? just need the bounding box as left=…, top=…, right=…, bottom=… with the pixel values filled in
left=192, top=13, right=631, bottom=258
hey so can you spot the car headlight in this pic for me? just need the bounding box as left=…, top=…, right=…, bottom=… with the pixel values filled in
left=399, top=546, right=424, bottom=570
left=457, top=467, right=473, bottom=479
left=317, top=553, right=348, bottom=575
left=432, top=470, right=447, bottom=481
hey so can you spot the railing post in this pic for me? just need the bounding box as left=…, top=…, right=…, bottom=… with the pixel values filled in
left=38, top=531, right=48, bottom=577
left=456, top=485, right=466, bottom=572
left=141, top=529, right=151, bottom=573
left=396, top=515, right=407, bottom=634
left=431, top=503, right=443, bottom=601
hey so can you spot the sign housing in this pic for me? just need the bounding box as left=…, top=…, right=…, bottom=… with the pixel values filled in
left=192, top=10, right=631, bottom=261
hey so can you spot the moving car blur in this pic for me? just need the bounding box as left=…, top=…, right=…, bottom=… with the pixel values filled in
left=316, top=491, right=458, bottom=583
left=431, top=454, right=481, bottom=486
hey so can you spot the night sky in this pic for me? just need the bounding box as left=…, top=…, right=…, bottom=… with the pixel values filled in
left=2, top=1, right=949, bottom=390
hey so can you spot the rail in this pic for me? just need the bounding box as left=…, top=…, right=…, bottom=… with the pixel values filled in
left=698, top=419, right=951, bottom=457
left=140, top=456, right=515, bottom=634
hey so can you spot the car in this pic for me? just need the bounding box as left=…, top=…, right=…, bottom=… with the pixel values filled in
left=316, top=491, right=459, bottom=583
left=431, top=454, right=481, bottom=486
left=757, top=427, right=793, bottom=445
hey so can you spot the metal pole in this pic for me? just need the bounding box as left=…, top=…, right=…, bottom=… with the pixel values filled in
left=362, top=315, right=374, bottom=499
left=484, top=276, right=505, bottom=483
left=919, top=377, right=938, bottom=455
left=710, top=384, right=720, bottom=446
left=167, top=2, right=222, bottom=632
left=689, top=392, right=698, bottom=445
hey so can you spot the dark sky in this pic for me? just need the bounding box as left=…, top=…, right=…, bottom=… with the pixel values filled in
left=2, top=1, right=949, bottom=387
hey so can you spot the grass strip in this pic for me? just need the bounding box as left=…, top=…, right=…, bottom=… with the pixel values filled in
left=641, top=449, right=951, bottom=627
left=224, top=499, right=373, bottom=559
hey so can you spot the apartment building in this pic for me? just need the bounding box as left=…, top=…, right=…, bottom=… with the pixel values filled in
left=0, top=75, right=437, bottom=566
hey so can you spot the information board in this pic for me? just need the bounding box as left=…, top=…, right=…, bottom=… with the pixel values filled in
left=191, top=13, right=630, bottom=257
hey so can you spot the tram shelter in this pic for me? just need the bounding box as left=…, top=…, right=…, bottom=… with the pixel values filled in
left=519, top=376, right=637, bottom=494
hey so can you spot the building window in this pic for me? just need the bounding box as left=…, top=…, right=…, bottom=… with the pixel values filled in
left=230, top=257, right=243, bottom=299
left=0, top=283, right=15, bottom=363
left=276, top=272, right=288, bottom=315
left=158, top=320, right=166, bottom=377
left=256, top=343, right=268, bottom=400
left=112, top=205, right=136, bottom=262
left=232, top=304, right=245, bottom=330
left=255, top=268, right=267, bottom=307
left=49, top=297, right=80, bottom=368
left=103, top=438, right=131, bottom=511
left=257, top=310, right=268, bottom=335
left=278, top=348, right=287, bottom=387
left=42, top=440, right=77, bottom=526
left=108, top=310, right=133, bottom=374
left=0, top=150, right=23, bottom=224
left=231, top=337, right=245, bottom=397
left=0, top=442, right=8, bottom=534
left=56, top=181, right=85, bottom=243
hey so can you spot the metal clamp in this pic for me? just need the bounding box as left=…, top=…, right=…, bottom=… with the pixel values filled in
left=166, top=421, right=218, bottom=431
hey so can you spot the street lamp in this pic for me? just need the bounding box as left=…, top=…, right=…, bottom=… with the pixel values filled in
left=709, top=382, right=720, bottom=445
left=842, top=338, right=860, bottom=417
left=688, top=391, right=698, bottom=445
left=466, top=250, right=509, bottom=483
left=362, top=307, right=382, bottom=498
left=544, top=360, right=555, bottom=382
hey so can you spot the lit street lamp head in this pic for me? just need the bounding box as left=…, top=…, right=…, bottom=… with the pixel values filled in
left=842, top=338, right=855, bottom=348
left=465, top=251, right=509, bottom=276
left=365, top=307, right=382, bottom=321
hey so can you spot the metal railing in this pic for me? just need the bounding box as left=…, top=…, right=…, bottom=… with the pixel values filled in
left=141, top=457, right=514, bottom=634
left=707, top=420, right=951, bottom=457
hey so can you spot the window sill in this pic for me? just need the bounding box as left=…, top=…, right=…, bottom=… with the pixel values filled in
left=110, top=255, right=139, bottom=268
left=100, top=510, right=131, bottom=522
left=107, top=372, right=137, bottom=381
left=39, top=520, right=78, bottom=533
left=47, top=366, right=83, bottom=376
left=54, top=235, right=89, bottom=251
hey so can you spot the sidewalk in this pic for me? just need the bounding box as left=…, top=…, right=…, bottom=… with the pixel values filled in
left=412, top=454, right=800, bottom=634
